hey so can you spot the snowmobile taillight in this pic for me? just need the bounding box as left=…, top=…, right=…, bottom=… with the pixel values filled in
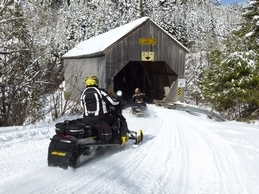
left=58, top=134, right=71, bottom=139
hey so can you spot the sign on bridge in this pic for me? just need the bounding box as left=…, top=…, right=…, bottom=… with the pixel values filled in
left=141, top=52, right=154, bottom=61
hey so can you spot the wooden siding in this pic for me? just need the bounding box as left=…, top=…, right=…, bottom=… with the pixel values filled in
left=64, top=56, right=106, bottom=101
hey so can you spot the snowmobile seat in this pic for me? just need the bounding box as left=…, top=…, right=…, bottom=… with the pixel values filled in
left=55, top=120, right=87, bottom=138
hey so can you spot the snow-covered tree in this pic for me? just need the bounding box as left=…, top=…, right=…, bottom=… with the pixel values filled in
left=0, top=0, right=247, bottom=125
left=201, top=50, right=259, bottom=120
left=200, top=0, right=259, bottom=120
left=0, top=2, right=43, bottom=126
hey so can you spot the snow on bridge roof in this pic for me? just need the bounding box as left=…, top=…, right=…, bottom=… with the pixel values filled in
left=63, top=17, right=188, bottom=58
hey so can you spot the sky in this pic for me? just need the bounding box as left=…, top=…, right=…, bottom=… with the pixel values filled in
left=220, top=0, right=247, bottom=6
left=1, top=104, right=259, bottom=194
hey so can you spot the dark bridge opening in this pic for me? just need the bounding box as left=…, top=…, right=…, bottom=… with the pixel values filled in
left=114, top=61, right=178, bottom=103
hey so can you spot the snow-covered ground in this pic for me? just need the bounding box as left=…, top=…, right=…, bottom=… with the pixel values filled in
left=1, top=104, right=259, bottom=194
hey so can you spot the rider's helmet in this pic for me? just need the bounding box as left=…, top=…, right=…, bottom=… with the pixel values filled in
left=85, top=75, right=99, bottom=87
left=135, top=88, right=140, bottom=94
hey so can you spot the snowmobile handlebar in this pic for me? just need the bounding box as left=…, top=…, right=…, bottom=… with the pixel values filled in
left=108, top=90, right=126, bottom=115
left=116, top=90, right=126, bottom=107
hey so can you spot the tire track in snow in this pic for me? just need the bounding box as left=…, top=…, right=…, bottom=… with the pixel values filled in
left=155, top=108, right=189, bottom=194
left=1, top=106, right=258, bottom=194
left=173, top=111, right=250, bottom=194
left=71, top=110, right=167, bottom=194
left=72, top=107, right=182, bottom=194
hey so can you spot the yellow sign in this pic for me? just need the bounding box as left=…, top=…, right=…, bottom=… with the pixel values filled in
left=142, top=52, right=154, bottom=61
left=139, top=38, right=157, bottom=45
left=177, top=88, right=181, bottom=96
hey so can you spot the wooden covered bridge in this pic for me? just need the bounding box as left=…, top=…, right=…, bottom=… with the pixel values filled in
left=62, top=17, right=189, bottom=103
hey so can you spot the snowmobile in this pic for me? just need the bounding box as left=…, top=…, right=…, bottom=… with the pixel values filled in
left=130, top=102, right=149, bottom=117
left=47, top=91, right=143, bottom=169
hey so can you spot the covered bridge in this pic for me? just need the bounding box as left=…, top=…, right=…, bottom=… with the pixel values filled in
left=63, top=17, right=189, bottom=104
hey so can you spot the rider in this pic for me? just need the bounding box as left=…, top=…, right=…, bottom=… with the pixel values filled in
left=131, top=88, right=149, bottom=113
left=132, top=88, right=147, bottom=104
left=80, top=75, right=128, bottom=145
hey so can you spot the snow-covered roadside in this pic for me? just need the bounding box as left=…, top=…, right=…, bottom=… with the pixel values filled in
left=1, top=105, right=259, bottom=194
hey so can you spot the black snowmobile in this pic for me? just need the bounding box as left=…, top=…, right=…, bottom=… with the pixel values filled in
left=130, top=102, right=149, bottom=117
left=47, top=91, right=143, bottom=169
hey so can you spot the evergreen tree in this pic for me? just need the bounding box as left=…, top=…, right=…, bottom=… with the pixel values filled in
left=200, top=0, right=259, bottom=120
left=0, top=2, right=44, bottom=126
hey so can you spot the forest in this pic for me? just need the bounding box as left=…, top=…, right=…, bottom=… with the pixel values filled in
left=0, top=0, right=258, bottom=126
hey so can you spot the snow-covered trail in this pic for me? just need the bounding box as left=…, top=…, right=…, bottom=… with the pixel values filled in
left=1, top=105, right=259, bottom=194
